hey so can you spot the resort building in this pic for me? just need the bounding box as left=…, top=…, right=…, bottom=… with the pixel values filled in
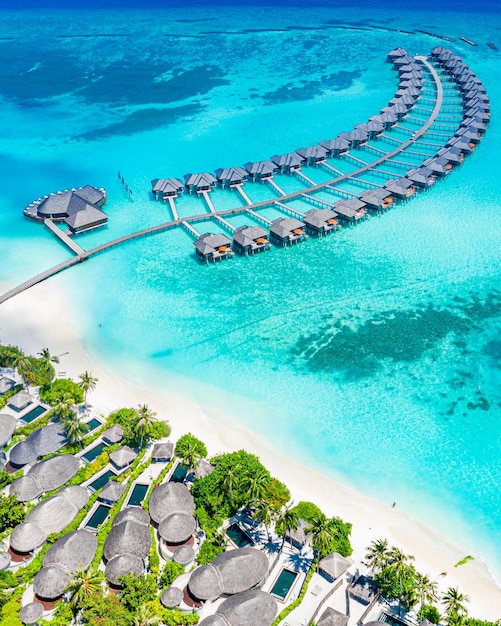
left=194, top=233, right=234, bottom=262
left=270, top=152, right=303, bottom=173
left=384, top=178, right=416, bottom=199
left=109, top=445, right=137, bottom=470
left=9, top=423, right=67, bottom=468
left=152, top=442, right=174, bottom=462
left=338, top=129, right=368, bottom=147
left=99, top=480, right=126, bottom=505
left=296, top=145, right=328, bottom=166
left=33, top=530, right=97, bottom=603
left=349, top=574, right=379, bottom=607
left=0, top=376, right=16, bottom=395
left=302, top=208, right=339, bottom=236
left=317, top=552, right=352, bottom=583
left=103, top=507, right=151, bottom=586
left=184, top=172, right=217, bottom=194
left=8, top=391, right=33, bottom=411
left=269, top=217, right=307, bottom=245
left=243, top=160, right=277, bottom=181
left=151, top=177, right=184, bottom=200
left=215, top=167, right=248, bottom=188
left=9, top=454, right=80, bottom=502
left=101, top=424, right=124, bottom=444
left=406, top=167, right=436, bottom=188
left=319, top=138, right=350, bottom=156
left=232, top=225, right=271, bottom=255
left=24, top=185, right=107, bottom=234
left=0, top=413, right=16, bottom=448
left=198, top=590, right=277, bottom=626
left=333, top=199, right=367, bottom=222
left=359, top=188, right=393, bottom=211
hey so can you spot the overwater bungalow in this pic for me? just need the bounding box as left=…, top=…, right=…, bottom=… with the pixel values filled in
left=338, top=129, right=368, bottom=147
left=446, top=138, right=473, bottom=155
left=389, top=93, right=415, bottom=108
left=33, top=530, right=97, bottom=603
left=243, top=160, right=277, bottom=181
left=215, top=167, right=248, bottom=188
left=0, top=376, right=16, bottom=395
left=270, top=152, right=303, bottom=173
left=296, top=145, right=328, bottom=166
left=422, top=157, right=452, bottom=176
left=233, top=225, right=271, bottom=255
left=455, top=127, right=481, bottom=143
left=387, top=47, right=408, bottom=61
left=393, top=55, right=413, bottom=67
left=198, top=590, right=277, bottom=626
left=194, top=233, right=234, bottom=262
left=384, top=177, right=416, bottom=199
left=406, top=166, right=436, bottom=188
left=66, top=205, right=108, bottom=234
left=436, top=148, right=462, bottom=165
left=333, top=199, right=367, bottom=222
left=319, top=137, right=350, bottom=156
left=303, top=208, right=339, bottom=235
left=381, top=104, right=406, bottom=120
left=365, top=120, right=385, bottom=137
left=269, top=217, right=307, bottom=245
left=371, top=112, right=397, bottom=128
left=184, top=172, right=217, bottom=194
left=151, top=178, right=184, bottom=200
left=359, top=187, right=394, bottom=210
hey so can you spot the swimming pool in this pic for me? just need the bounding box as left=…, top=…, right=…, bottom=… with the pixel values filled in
left=226, top=523, right=254, bottom=548
left=127, top=483, right=148, bottom=507
left=270, top=569, right=298, bottom=601
left=169, top=462, right=188, bottom=483
left=85, top=418, right=102, bottom=432
left=85, top=504, right=111, bottom=531
left=82, top=441, right=107, bottom=463
left=88, top=470, right=117, bottom=493
left=20, top=405, right=47, bottom=424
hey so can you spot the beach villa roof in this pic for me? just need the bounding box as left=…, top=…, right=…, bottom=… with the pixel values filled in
left=114, top=506, right=150, bottom=527
left=161, top=586, right=183, bottom=609
left=0, top=376, right=16, bottom=395
left=188, top=547, right=269, bottom=601
left=173, top=544, right=195, bottom=565
left=103, top=518, right=151, bottom=563
left=317, top=607, right=349, bottom=626
left=33, top=529, right=97, bottom=600
left=288, top=518, right=312, bottom=547
left=152, top=442, right=174, bottom=461
left=105, top=554, right=144, bottom=587
left=199, top=590, right=277, bottom=626
left=99, top=480, right=126, bottom=503
left=159, top=511, right=197, bottom=544
left=149, top=481, right=196, bottom=524
left=215, top=167, right=248, bottom=185
left=151, top=177, right=184, bottom=196
left=19, top=602, right=44, bottom=625
left=194, top=458, right=215, bottom=479
left=101, top=424, right=124, bottom=444
left=318, top=552, right=352, bottom=581
left=0, top=413, right=16, bottom=447
left=243, top=160, right=277, bottom=178
left=270, top=152, right=303, bottom=171
left=10, top=486, right=88, bottom=553
left=194, top=233, right=233, bottom=258
left=349, top=575, right=379, bottom=605
left=8, top=391, right=33, bottom=411
left=0, top=551, right=10, bottom=570
left=10, top=454, right=80, bottom=501
left=9, top=423, right=67, bottom=467
left=109, top=445, right=137, bottom=469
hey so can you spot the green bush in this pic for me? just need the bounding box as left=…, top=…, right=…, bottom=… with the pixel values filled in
left=0, top=469, right=23, bottom=490
left=0, top=344, right=23, bottom=368
left=149, top=527, right=160, bottom=577
left=159, top=561, right=185, bottom=588
left=196, top=539, right=225, bottom=565
left=291, top=501, right=323, bottom=522
left=0, top=495, right=25, bottom=533
left=419, top=605, right=441, bottom=624
left=0, top=597, right=23, bottom=626
left=149, top=420, right=172, bottom=440
left=39, top=378, right=83, bottom=406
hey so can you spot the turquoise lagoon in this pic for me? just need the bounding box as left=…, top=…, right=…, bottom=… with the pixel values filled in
left=1, top=3, right=501, bottom=579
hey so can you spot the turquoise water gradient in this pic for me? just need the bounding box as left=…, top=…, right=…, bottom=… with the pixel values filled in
left=1, top=5, right=501, bottom=578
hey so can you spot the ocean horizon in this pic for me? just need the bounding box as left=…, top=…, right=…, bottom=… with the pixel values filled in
left=1, top=0, right=501, bottom=586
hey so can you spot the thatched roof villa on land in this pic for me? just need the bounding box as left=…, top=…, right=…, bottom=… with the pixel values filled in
left=233, top=225, right=271, bottom=255
left=152, top=442, right=174, bottom=462
left=10, top=454, right=81, bottom=502
left=316, top=607, right=349, bottom=626
left=0, top=376, right=16, bottom=395
left=9, top=423, right=67, bottom=467
left=188, top=547, right=269, bottom=602
left=0, top=413, right=16, bottom=448
left=161, top=586, right=184, bottom=609
left=19, top=602, right=44, bottom=626
left=8, top=391, right=33, bottom=411
left=33, top=530, right=97, bottom=601
left=104, top=507, right=151, bottom=586
left=349, top=574, right=379, bottom=606
left=109, top=445, right=137, bottom=470
left=318, top=552, right=353, bottom=583
left=99, top=480, right=127, bottom=504
left=10, top=486, right=89, bottom=556
left=198, top=589, right=277, bottom=626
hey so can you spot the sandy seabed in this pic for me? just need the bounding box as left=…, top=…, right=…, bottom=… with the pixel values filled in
left=1, top=278, right=500, bottom=620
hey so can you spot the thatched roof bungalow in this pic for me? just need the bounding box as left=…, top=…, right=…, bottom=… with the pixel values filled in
left=19, top=602, right=44, bottom=625
left=199, top=590, right=277, bottom=626
left=194, top=233, right=233, bottom=262
left=333, top=199, right=367, bottom=222
left=303, top=208, right=339, bottom=235
left=10, top=454, right=81, bottom=502
left=0, top=376, right=16, bottom=395
left=8, top=391, right=33, bottom=412
left=349, top=575, right=379, bottom=605
left=109, top=446, right=137, bottom=469
left=287, top=518, right=312, bottom=549
left=317, top=607, right=349, bottom=626
left=318, top=552, right=352, bottom=582
left=359, top=187, right=393, bottom=211
left=406, top=166, right=435, bottom=188
left=102, top=424, right=124, bottom=444
left=318, top=138, right=350, bottom=156
left=99, top=480, right=126, bottom=504
left=384, top=177, right=416, bottom=199
left=106, top=554, right=145, bottom=586
left=233, top=225, right=271, bottom=255
left=152, top=442, right=174, bottom=462
left=269, top=217, right=306, bottom=246
left=9, top=423, right=67, bottom=467
left=0, top=413, right=16, bottom=448
left=161, top=586, right=183, bottom=609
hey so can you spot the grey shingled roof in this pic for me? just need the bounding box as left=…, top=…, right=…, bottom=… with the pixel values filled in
left=109, top=445, right=137, bottom=469
left=10, top=454, right=80, bottom=501
left=215, top=167, right=248, bottom=184
left=319, top=138, right=350, bottom=153
left=189, top=547, right=269, bottom=601
left=37, top=191, right=86, bottom=218
left=161, top=586, right=183, bottom=609
left=151, top=178, right=184, bottom=195
left=0, top=413, right=16, bottom=447
left=232, top=226, right=269, bottom=250
left=152, top=442, right=174, bottom=460
left=303, top=208, right=338, bottom=230
left=149, top=482, right=195, bottom=524
left=184, top=172, right=216, bottom=189
left=215, top=590, right=277, bottom=626
left=19, top=602, right=44, bottom=625
left=105, top=554, right=144, bottom=586
left=194, top=233, right=232, bottom=256
left=0, top=376, right=16, bottom=394
left=359, top=187, right=392, bottom=208
left=243, top=160, right=277, bottom=177
left=318, top=552, right=352, bottom=580
left=269, top=217, right=304, bottom=240
left=9, top=423, right=67, bottom=467
left=270, top=153, right=302, bottom=170
left=317, top=607, right=348, bottom=626
left=73, top=185, right=105, bottom=206
left=99, top=480, right=126, bottom=503
left=296, top=145, right=328, bottom=161
left=101, top=424, right=124, bottom=444
left=65, top=205, right=107, bottom=231
left=8, top=391, right=33, bottom=411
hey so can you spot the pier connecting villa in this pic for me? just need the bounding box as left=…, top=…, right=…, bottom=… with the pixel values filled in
left=2, top=46, right=489, bottom=302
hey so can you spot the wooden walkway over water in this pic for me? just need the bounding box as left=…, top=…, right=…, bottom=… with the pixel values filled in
left=0, top=56, right=445, bottom=306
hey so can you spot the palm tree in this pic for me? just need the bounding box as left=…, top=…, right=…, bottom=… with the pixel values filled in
left=253, top=498, right=276, bottom=541
left=243, top=468, right=270, bottom=503
left=387, top=547, right=415, bottom=616
left=78, top=371, right=98, bottom=413
left=442, top=587, right=470, bottom=625
left=38, top=348, right=60, bottom=390
left=63, top=413, right=89, bottom=448
left=135, top=404, right=157, bottom=449
left=305, top=514, right=335, bottom=558
left=133, top=604, right=161, bottom=626
left=275, top=503, right=299, bottom=552
left=365, top=538, right=390, bottom=575
left=66, top=565, right=103, bottom=612
left=54, top=392, right=76, bottom=420
left=217, top=462, right=241, bottom=505
left=13, top=353, right=29, bottom=390
left=415, top=573, right=438, bottom=618
left=176, top=436, right=205, bottom=470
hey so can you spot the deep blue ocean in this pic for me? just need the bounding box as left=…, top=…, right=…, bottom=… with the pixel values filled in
left=1, top=0, right=500, bottom=582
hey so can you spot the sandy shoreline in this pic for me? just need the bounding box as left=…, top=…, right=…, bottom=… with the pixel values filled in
left=1, top=278, right=500, bottom=619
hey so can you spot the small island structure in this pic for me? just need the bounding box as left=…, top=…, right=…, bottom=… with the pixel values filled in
left=269, top=217, right=307, bottom=245
left=303, top=208, right=339, bottom=236
left=232, top=225, right=271, bottom=255
left=194, top=233, right=234, bottom=262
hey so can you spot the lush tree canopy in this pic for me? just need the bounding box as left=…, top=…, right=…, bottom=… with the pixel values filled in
left=0, top=495, right=25, bottom=533
left=40, top=378, right=84, bottom=406
left=175, top=433, right=207, bottom=469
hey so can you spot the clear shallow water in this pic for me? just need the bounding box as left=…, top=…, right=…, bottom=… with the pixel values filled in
left=1, top=2, right=501, bottom=580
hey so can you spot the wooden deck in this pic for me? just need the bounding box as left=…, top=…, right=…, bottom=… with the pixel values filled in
left=0, top=56, right=455, bottom=306
left=44, top=219, right=85, bottom=255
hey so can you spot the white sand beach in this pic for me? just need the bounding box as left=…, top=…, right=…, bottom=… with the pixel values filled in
left=1, top=279, right=500, bottom=619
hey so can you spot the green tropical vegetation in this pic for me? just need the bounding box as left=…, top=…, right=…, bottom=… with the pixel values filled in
left=78, top=371, right=98, bottom=412
left=174, top=433, right=207, bottom=470
left=106, top=406, right=170, bottom=448
left=0, top=494, right=25, bottom=534
left=40, top=378, right=84, bottom=407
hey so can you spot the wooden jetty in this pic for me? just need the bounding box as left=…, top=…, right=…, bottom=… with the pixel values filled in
left=43, top=220, right=85, bottom=256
